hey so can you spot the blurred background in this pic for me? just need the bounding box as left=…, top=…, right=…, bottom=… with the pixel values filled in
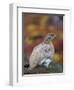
left=22, top=13, right=63, bottom=65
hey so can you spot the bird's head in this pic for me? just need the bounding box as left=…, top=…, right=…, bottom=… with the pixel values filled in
left=44, top=33, right=56, bottom=44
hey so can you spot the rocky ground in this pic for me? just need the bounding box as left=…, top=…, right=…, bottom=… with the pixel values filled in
left=23, top=57, right=63, bottom=75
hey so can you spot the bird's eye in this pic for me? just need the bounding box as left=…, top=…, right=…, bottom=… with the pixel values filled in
left=50, top=34, right=54, bottom=36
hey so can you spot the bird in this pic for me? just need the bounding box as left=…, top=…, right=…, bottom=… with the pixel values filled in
left=28, top=33, right=56, bottom=70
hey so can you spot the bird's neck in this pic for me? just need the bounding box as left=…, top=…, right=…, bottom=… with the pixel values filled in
left=42, top=41, right=51, bottom=44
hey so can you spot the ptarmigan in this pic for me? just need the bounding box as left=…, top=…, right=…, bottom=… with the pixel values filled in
left=29, top=33, right=56, bottom=70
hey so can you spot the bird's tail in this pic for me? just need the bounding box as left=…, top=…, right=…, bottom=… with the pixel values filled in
left=24, top=64, right=29, bottom=68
